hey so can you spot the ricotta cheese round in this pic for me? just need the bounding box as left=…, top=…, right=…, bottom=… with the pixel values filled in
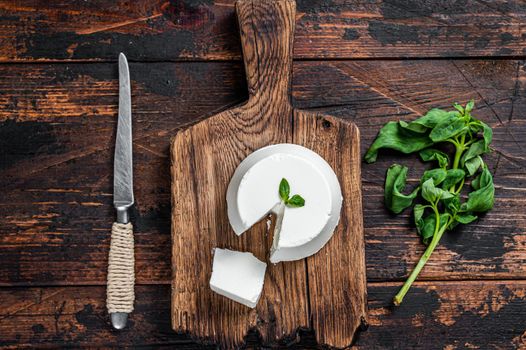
left=227, top=144, right=342, bottom=263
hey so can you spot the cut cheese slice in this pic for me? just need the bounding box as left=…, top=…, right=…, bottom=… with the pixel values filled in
left=209, top=248, right=266, bottom=308
left=227, top=144, right=342, bottom=263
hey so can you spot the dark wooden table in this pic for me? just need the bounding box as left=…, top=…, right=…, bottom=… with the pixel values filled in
left=1, top=1, right=525, bottom=349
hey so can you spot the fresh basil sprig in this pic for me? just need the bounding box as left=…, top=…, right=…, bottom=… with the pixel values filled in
left=279, top=178, right=305, bottom=208
left=365, top=101, right=495, bottom=306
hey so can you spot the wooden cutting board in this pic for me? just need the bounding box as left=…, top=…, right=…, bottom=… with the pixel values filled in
left=170, top=0, right=367, bottom=348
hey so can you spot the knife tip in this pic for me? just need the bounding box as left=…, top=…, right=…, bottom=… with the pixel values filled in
left=119, top=52, right=127, bottom=62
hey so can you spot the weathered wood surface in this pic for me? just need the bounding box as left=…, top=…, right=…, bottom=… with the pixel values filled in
left=0, top=62, right=249, bottom=287
left=1, top=0, right=525, bottom=345
left=0, top=282, right=525, bottom=349
left=1, top=0, right=526, bottom=61
left=1, top=59, right=524, bottom=287
left=170, top=1, right=365, bottom=347
left=294, top=112, right=367, bottom=347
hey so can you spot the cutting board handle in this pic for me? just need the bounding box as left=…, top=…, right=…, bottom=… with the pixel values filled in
left=236, top=0, right=295, bottom=106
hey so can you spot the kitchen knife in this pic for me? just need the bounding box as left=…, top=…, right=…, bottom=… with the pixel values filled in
left=107, top=52, right=135, bottom=330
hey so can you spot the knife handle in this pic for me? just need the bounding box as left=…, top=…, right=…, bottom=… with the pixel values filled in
left=107, top=222, right=135, bottom=315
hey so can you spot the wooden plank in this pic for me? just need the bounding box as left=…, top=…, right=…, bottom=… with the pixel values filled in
left=360, top=281, right=526, bottom=349
left=294, top=111, right=367, bottom=347
left=0, top=0, right=525, bottom=61
left=0, top=285, right=213, bottom=348
left=170, top=1, right=366, bottom=346
left=0, top=60, right=525, bottom=286
left=0, top=283, right=525, bottom=348
left=170, top=1, right=308, bottom=347
left=0, top=62, right=248, bottom=286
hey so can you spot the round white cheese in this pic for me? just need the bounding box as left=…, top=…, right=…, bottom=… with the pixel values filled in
left=227, top=144, right=342, bottom=263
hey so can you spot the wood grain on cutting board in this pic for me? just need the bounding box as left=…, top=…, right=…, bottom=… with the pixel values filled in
left=170, top=0, right=366, bottom=348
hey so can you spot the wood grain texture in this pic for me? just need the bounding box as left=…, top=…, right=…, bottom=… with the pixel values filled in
left=0, top=60, right=524, bottom=288
left=294, top=59, right=526, bottom=283
left=360, top=281, right=526, bottom=350
left=170, top=0, right=365, bottom=347
left=0, top=282, right=525, bottom=349
left=1, top=0, right=525, bottom=348
left=171, top=0, right=307, bottom=348
left=294, top=112, right=367, bottom=347
left=1, top=0, right=525, bottom=61
left=0, top=62, right=248, bottom=286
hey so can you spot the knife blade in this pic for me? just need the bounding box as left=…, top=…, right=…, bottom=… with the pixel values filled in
left=107, top=52, right=135, bottom=330
left=114, top=52, right=134, bottom=220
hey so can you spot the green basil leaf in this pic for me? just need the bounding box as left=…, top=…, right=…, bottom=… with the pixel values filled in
left=442, top=169, right=466, bottom=189
left=456, top=213, right=478, bottom=224
left=429, top=118, right=467, bottom=142
left=419, top=148, right=450, bottom=168
left=414, top=204, right=426, bottom=223
left=413, top=204, right=426, bottom=231
left=472, top=165, right=492, bottom=190
left=364, top=121, right=434, bottom=163
left=453, top=103, right=464, bottom=114
left=287, top=194, right=305, bottom=208
left=465, top=156, right=483, bottom=176
left=461, top=140, right=487, bottom=165
left=439, top=190, right=455, bottom=201
left=399, top=120, right=428, bottom=133
left=469, top=120, right=492, bottom=151
left=481, top=121, right=493, bottom=150
left=419, top=214, right=436, bottom=245
left=469, top=120, right=482, bottom=134
left=447, top=220, right=460, bottom=231
left=443, top=194, right=460, bottom=213
left=384, top=164, right=404, bottom=208
left=279, top=178, right=290, bottom=201
left=401, top=109, right=462, bottom=135
left=418, top=213, right=449, bottom=245
left=421, top=178, right=438, bottom=203
left=422, top=178, right=454, bottom=203
left=410, top=109, right=457, bottom=130
left=417, top=213, right=436, bottom=245
left=384, top=164, right=419, bottom=214
left=465, top=100, right=475, bottom=113
left=421, top=168, right=447, bottom=186
left=461, top=167, right=494, bottom=212
left=471, top=177, right=480, bottom=190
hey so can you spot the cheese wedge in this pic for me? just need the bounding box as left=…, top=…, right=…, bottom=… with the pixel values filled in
left=227, top=144, right=342, bottom=263
left=209, top=248, right=266, bottom=308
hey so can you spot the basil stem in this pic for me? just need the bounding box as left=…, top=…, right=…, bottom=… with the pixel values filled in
left=450, top=134, right=465, bottom=191
left=394, top=210, right=450, bottom=305
left=394, top=137, right=467, bottom=305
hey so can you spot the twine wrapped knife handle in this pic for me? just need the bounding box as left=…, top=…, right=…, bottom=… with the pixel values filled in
left=107, top=222, right=135, bottom=320
left=108, top=52, right=135, bottom=329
